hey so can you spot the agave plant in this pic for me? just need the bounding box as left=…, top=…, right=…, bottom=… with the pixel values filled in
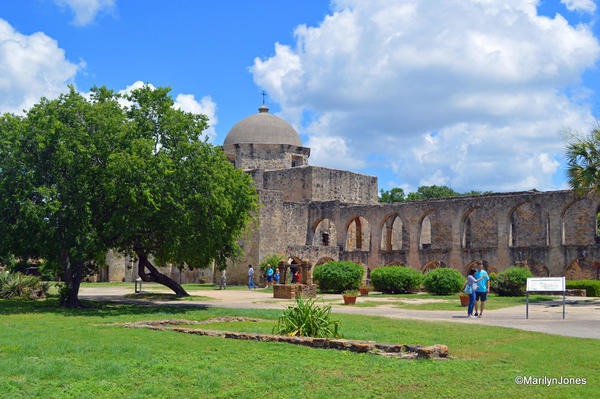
left=0, top=272, right=49, bottom=299
left=272, top=296, right=341, bottom=338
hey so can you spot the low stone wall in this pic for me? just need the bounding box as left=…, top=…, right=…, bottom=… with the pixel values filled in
left=119, top=319, right=448, bottom=360
left=273, top=284, right=317, bottom=299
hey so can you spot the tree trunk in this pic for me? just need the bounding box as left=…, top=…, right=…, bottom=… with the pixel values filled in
left=60, top=245, right=83, bottom=308
left=136, top=250, right=189, bottom=297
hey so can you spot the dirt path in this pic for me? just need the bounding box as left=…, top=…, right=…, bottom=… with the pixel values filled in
left=78, top=285, right=600, bottom=339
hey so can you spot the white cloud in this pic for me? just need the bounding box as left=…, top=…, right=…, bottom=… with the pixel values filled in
left=0, top=19, right=81, bottom=114
left=174, top=94, right=218, bottom=142
left=561, top=0, right=597, bottom=13
left=118, top=81, right=218, bottom=143
left=251, top=0, right=600, bottom=192
left=54, top=0, right=115, bottom=26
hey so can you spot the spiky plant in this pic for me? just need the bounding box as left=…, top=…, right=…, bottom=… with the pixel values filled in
left=272, top=296, right=341, bottom=338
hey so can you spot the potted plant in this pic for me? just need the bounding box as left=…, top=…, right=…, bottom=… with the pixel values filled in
left=359, top=284, right=372, bottom=296
left=459, top=293, right=469, bottom=307
left=342, top=289, right=359, bottom=305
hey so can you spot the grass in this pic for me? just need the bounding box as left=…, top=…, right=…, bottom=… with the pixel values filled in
left=0, top=298, right=598, bottom=398
left=81, top=281, right=274, bottom=295
left=123, top=293, right=218, bottom=301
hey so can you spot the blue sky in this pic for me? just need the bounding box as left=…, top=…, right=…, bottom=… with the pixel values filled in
left=1, top=0, right=599, bottom=194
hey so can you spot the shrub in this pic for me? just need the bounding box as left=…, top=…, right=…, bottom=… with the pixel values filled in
left=423, top=268, right=465, bottom=295
left=0, top=272, right=49, bottom=300
left=495, top=267, right=532, bottom=296
left=313, top=261, right=363, bottom=293
left=566, top=280, right=600, bottom=297
left=488, top=272, right=499, bottom=293
left=272, top=296, right=341, bottom=338
left=259, top=254, right=284, bottom=273
left=371, top=266, right=422, bottom=294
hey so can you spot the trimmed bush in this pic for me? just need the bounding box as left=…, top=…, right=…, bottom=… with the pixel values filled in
left=313, top=261, right=363, bottom=293
left=566, top=280, right=600, bottom=297
left=488, top=272, right=498, bottom=293
left=273, top=296, right=340, bottom=338
left=371, top=266, right=422, bottom=294
left=423, top=268, right=465, bottom=295
left=0, top=272, right=50, bottom=300
left=495, top=267, right=532, bottom=296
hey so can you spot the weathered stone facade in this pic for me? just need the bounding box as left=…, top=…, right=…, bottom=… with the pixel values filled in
left=103, top=106, right=600, bottom=285
left=222, top=108, right=600, bottom=285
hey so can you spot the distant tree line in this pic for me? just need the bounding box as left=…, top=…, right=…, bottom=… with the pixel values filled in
left=378, top=185, right=493, bottom=203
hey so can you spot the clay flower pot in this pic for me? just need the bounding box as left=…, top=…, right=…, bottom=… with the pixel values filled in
left=359, top=288, right=370, bottom=296
left=459, top=294, right=469, bottom=307
left=343, top=295, right=357, bottom=305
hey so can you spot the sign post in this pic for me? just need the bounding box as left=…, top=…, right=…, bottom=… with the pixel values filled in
left=525, top=277, right=566, bottom=319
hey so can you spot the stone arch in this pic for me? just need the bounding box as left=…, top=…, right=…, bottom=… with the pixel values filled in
left=315, top=257, right=334, bottom=266
left=379, top=213, right=405, bottom=251
left=564, top=258, right=600, bottom=280
left=418, top=210, right=434, bottom=249
left=385, top=260, right=405, bottom=266
left=421, top=260, right=446, bottom=273
left=508, top=201, right=548, bottom=247
left=561, top=199, right=596, bottom=246
left=312, top=218, right=337, bottom=247
left=461, top=208, right=477, bottom=249
left=344, top=216, right=371, bottom=251
left=463, top=260, right=496, bottom=276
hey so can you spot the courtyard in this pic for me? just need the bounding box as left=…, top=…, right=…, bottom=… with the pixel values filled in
left=1, top=285, right=598, bottom=398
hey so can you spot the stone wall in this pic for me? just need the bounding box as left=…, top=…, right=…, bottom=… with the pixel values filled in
left=303, top=191, right=600, bottom=277
left=262, top=166, right=378, bottom=204
left=223, top=143, right=310, bottom=170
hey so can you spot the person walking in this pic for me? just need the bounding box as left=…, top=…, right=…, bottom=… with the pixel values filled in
left=474, top=262, right=490, bottom=318
left=248, top=264, right=257, bottom=290
left=274, top=268, right=280, bottom=285
left=219, top=268, right=227, bottom=290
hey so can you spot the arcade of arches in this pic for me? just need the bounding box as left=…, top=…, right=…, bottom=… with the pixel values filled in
left=299, top=191, right=600, bottom=279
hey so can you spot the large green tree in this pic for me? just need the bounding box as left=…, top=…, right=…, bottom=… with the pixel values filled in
left=0, top=87, right=123, bottom=307
left=98, top=85, right=258, bottom=296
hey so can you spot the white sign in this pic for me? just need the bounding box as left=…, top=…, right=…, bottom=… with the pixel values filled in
left=526, top=277, right=565, bottom=292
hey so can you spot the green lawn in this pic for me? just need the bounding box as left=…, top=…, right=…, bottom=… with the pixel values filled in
left=323, top=293, right=559, bottom=310
left=81, top=281, right=273, bottom=293
left=0, top=299, right=597, bottom=398
left=123, top=293, right=218, bottom=301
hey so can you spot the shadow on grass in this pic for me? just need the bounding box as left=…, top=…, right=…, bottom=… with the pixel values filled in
left=0, top=298, right=210, bottom=318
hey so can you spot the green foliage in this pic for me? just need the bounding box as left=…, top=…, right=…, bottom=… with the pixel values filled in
left=100, top=84, right=258, bottom=281
left=379, top=187, right=405, bottom=203
left=342, top=289, right=359, bottom=296
left=495, top=267, right=533, bottom=296
left=379, top=185, right=493, bottom=203
left=371, top=266, right=422, bottom=294
left=313, top=261, right=364, bottom=293
left=488, top=272, right=499, bottom=293
left=422, top=268, right=465, bottom=295
left=566, top=280, right=600, bottom=297
left=272, top=296, right=340, bottom=338
left=0, top=272, right=49, bottom=300
left=0, top=87, right=119, bottom=306
left=566, top=127, right=600, bottom=195
left=259, top=254, right=284, bottom=272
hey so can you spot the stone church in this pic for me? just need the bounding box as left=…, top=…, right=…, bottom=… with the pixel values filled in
left=102, top=105, right=600, bottom=285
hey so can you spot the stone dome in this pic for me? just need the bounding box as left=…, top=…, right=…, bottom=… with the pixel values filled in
left=224, top=105, right=302, bottom=147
